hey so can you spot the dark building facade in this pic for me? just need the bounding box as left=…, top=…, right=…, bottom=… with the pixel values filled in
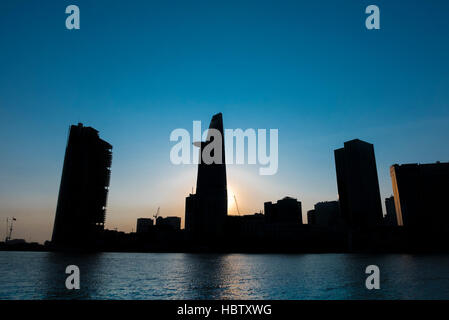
left=185, top=193, right=199, bottom=232
left=136, top=218, right=154, bottom=233
left=156, top=216, right=181, bottom=230
left=314, top=201, right=340, bottom=227
left=307, top=209, right=316, bottom=225
left=226, top=213, right=265, bottom=239
left=334, top=139, right=383, bottom=228
left=52, top=123, right=112, bottom=247
left=185, top=113, right=228, bottom=239
left=390, top=162, right=449, bottom=229
left=264, top=197, right=303, bottom=224
left=384, top=196, right=397, bottom=226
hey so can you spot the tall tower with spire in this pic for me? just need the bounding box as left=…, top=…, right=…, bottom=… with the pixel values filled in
left=185, top=113, right=228, bottom=240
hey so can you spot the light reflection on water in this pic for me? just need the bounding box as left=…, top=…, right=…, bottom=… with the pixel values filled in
left=1, top=252, right=449, bottom=299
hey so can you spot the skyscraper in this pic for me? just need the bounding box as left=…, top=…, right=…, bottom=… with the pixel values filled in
left=390, top=162, right=449, bottom=229
left=185, top=113, right=228, bottom=239
left=52, top=123, right=112, bottom=247
left=334, top=139, right=383, bottom=228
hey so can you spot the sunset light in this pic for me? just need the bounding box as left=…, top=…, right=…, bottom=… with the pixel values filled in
left=227, top=187, right=236, bottom=215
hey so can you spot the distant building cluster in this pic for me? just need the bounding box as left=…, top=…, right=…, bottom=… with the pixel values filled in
left=47, top=114, right=449, bottom=252
left=136, top=216, right=182, bottom=234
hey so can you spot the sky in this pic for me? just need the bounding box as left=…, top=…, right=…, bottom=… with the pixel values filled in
left=1, top=0, right=449, bottom=243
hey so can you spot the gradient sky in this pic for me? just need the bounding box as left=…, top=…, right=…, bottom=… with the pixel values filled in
left=1, top=0, right=449, bottom=243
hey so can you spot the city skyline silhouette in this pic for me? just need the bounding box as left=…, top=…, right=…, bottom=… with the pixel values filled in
left=2, top=111, right=446, bottom=254
left=3, top=111, right=449, bottom=245
left=3, top=0, right=449, bottom=310
left=2, top=1, right=449, bottom=244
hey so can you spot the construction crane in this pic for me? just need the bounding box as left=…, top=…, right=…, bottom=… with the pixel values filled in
left=153, top=207, right=160, bottom=220
left=5, top=217, right=16, bottom=242
left=233, top=195, right=241, bottom=216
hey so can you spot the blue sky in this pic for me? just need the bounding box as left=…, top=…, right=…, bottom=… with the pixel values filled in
left=1, top=0, right=449, bottom=243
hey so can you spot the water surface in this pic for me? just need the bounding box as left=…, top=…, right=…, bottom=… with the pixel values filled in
left=0, top=252, right=448, bottom=299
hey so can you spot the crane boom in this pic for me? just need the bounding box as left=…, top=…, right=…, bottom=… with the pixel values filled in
left=5, top=217, right=15, bottom=242
left=153, top=207, right=160, bottom=220
left=234, top=195, right=241, bottom=216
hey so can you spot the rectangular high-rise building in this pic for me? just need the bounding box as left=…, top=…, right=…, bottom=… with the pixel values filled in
left=314, top=201, right=340, bottom=227
left=384, top=196, right=397, bottom=226
left=334, top=139, right=383, bottom=228
left=136, top=218, right=153, bottom=233
left=52, top=123, right=112, bottom=247
left=390, top=162, right=449, bottom=229
left=307, top=209, right=316, bottom=225
left=185, top=113, right=227, bottom=239
left=185, top=193, right=199, bottom=233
